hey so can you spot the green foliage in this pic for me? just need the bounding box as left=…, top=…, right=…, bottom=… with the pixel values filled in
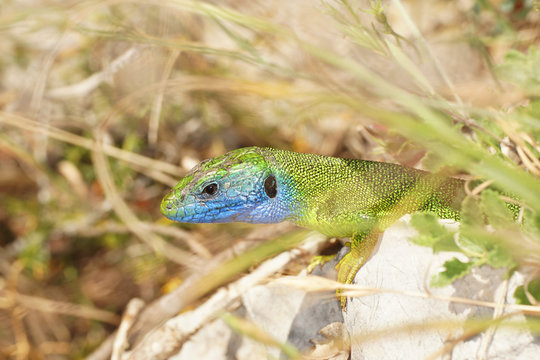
left=412, top=190, right=526, bottom=288
left=480, top=190, right=519, bottom=229
left=409, top=213, right=459, bottom=252
left=514, top=278, right=540, bottom=305
left=431, top=257, right=475, bottom=288
left=523, top=208, right=540, bottom=240
left=497, top=46, right=540, bottom=95
left=519, top=99, right=540, bottom=136
left=470, top=0, right=535, bottom=35
left=19, top=231, right=51, bottom=279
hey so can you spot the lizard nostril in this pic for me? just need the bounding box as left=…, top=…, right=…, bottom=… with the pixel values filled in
left=166, top=202, right=173, bottom=210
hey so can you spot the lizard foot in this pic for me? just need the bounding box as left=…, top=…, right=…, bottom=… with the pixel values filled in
left=335, top=233, right=380, bottom=310
left=335, top=244, right=363, bottom=310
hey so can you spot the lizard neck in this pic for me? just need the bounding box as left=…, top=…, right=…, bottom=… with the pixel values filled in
left=260, top=148, right=464, bottom=236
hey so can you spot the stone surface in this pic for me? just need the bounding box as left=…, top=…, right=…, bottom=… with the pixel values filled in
left=172, top=217, right=539, bottom=359
left=344, top=217, right=540, bottom=360
left=241, top=253, right=343, bottom=358
left=171, top=244, right=342, bottom=359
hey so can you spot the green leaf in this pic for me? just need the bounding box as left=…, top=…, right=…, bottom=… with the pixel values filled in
left=459, top=197, right=490, bottom=256
left=514, top=278, right=540, bottom=305
left=431, top=257, right=475, bottom=287
left=456, top=232, right=486, bottom=257
left=480, top=190, right=516, bottom=230
left=485, top=245, right=514, bottom=268
left=523, top=208, right=540, bottom=240
left=514, top=285, right=529, bottom=305
left=461, top=196, right=484, bottom=228
left=410, top=213, right=458, bottom=252
left=528, top=278, right=540, bottom=302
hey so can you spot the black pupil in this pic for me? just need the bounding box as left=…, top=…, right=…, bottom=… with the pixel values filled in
left=264, top=175, right=277, bottom=198
left=203, top=183, right=217, bottom=195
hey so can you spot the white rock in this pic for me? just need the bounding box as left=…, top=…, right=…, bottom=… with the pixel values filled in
left=344, top=217, right=539, bottom=360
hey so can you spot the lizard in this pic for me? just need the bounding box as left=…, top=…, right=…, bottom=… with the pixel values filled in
left=160, top=146, right=466, bottom=308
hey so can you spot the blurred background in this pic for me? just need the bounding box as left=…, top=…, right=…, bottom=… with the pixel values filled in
left=1, top=0, right=539, bottom=358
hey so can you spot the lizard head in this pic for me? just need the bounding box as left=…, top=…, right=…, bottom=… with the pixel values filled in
left=161, top=147, right=292, bottom=224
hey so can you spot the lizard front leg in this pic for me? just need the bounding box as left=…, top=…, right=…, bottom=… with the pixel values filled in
left=336, top=231, right=381, bottom=309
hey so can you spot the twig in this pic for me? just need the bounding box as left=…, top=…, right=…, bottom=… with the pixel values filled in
left=123, top=233, right=327, bottom=360
left=47, top=47, right=142, bottom=100
left=112, top=299, right=145, bottom=360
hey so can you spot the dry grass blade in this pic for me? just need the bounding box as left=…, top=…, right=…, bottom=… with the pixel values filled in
left=274, top=275, right=540, bottom=316
left=390, top=0, right=463, bottom=107
left=10, top=306, right=30, bottom=360
left=12, top=293, right=121, bottom=325
left=47, top=47, right=143, bottom=100
left=0, top=112, right=184, bottom=178
left=477, top=278, right=510, bottom=360
left=148, top=49, right=181, bottom=145
left=221, top=313, right=301, bottom=359
left=91, top=126, right=204, bottom=269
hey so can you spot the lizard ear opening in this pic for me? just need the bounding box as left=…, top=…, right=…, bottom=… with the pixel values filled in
left=264, top=175, right=277, bottom=198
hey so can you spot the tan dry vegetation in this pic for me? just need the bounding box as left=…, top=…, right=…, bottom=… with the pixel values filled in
left=0, top=0, right=539, bottom=359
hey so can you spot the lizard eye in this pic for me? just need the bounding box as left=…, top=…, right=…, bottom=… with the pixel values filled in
left=264, top=175, right=277, bottom=198
left=202, top=183, right=218, bottom=196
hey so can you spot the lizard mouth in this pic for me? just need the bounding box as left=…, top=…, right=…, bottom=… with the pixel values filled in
left=160, top=191, right=182, bottom=220
left=160, top=190, right=248, bottom=223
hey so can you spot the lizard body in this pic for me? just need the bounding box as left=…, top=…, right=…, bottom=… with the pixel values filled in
left=161, top=147, right=465, bottom=306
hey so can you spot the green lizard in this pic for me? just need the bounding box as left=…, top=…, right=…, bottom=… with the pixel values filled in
left=161, top=147, right=465, bottom=307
